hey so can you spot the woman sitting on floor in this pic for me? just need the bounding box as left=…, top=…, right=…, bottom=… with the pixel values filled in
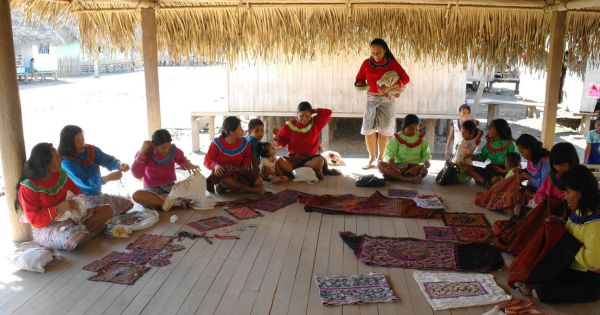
left=58, top=125, right=133, bottom=215
left=131, top=129, right=200, bottom=209
left=16, top=143, right=114, bottom=251
left=465, top=118, right=518, bottom=187
left=378, top=114, right=431, bottom=183
left=273, top=101, right=336, bottom=180
left=511, top=134, right=551, bottom=217
left=533, top=142, right=579, bottom=207
left=514, top=165, right=600, bottom=304
left=204, top=116, right=264, bottom=194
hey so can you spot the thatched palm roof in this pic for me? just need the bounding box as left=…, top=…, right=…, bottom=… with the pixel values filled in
left=11, top=13, right=66, bottom=49
left=10, top=0, right=600, bottom=74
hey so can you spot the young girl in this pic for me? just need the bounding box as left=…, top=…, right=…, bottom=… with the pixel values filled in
left=515, top=165, right=600, bottom=304
left=452, top=120, right=482, bottom=183
left=533, top=142, right=580, bottom=207
left=445, top=104, right=480, bottom=160
left=58, top=125, right=133, bottom=215
left=585, top=115, right=600, bottom=164
left=467, top=119, right=518, bottom=187
left=58, top=125, right=129, bottom=195
left=16, top=143, right=113, bottom=250
left=515, top=134, right=551, bottom=191
left=204, top=116, right=264, bottom=194
left=504, top=152, right=522, bottom=179
left=131, top=129, right=200, bottom=209
left=257, top=142, right=288, bottom=184
left=378, top=114, right=432, bottom=183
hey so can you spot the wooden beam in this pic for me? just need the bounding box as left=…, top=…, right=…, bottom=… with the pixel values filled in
left=141, top=7, right=161, bottom=137
left=546, top=0, right=600, bottom=11
left=541, top=10, right=567, bottom=149
left=0, top=0, right=32, bottom=242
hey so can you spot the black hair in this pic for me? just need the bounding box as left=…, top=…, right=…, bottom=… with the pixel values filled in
left=257, top=142, right=273, bottom=158
left=248, top=118, right=264, bottom=132
left=505, top=152, right=521, bottom=168
left=516, top=134, right=550, bottom=164
left=549, top=142, right=579, bottom=172
left=151, top=129, right=172, bottom=146
left=297, top=101, right=313, bottom=113
left=57, top=125, right=83, bottom=158
left=562, top=165, right=600, bottom=213
left=458, top=104, right=471, bottom=113
left=221, top=116, right=242, bottom=138
left=370, top=38, right=396, bottom=60
left=462, top=120, right=477, bottom=136
left=14, top=143, right=54, bottom=211
left=489, top=119, right=513, bottom=140
left=402, top=114, right=419, bottom=130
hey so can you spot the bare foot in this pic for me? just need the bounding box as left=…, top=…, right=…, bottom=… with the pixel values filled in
left=362, top=159, right=376, bottom=170
left=270, top=175, right=288, bottom=184
left=514, top=282, right=532, bottom=297
left=406, top=176, right=423, bottom=184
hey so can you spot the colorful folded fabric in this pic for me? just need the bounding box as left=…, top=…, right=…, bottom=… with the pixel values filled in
left=315, top=273, right=397, bottom=305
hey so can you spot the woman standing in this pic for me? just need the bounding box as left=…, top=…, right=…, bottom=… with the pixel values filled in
left=355, top=38, right=410, bottom=169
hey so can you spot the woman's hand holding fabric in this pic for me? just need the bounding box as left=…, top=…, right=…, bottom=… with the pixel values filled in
left=55, top=200, right=78, bottom=216
left=214, top=164, right=226, bottom=177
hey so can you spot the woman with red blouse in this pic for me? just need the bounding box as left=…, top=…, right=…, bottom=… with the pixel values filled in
left=16, top=143, right=113, bottom=250
left=355, top=38, right=410, bottom=169
left=204, top=116, right=264, bottom=194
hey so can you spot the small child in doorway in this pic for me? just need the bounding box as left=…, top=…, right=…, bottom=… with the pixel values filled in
left=504, top=152, right=522, bottom=179
left=584, top=115, right=600, bottom=164
left=452, top=120, right=482, bottom=183
left=257, top=142, right=288, bottom=184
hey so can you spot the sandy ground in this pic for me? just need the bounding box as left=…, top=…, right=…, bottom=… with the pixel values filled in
left=0, top=66, right=588, bottom=246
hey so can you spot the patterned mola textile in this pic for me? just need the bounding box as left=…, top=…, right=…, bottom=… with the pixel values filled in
left=340, top=232, right=503, bottom=272
left=300, top=191, right=442, bottom=218
left=492, top=198, right=565, bottom=255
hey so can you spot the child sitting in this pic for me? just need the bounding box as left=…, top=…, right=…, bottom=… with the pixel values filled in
left=378, top=114, right=431, bottom=183
left=452, top=120, right=482, bottom=183
left=247, top=118, right=264, bottom=171
left=466, top=118, right=518, bottom=188
left=504, top=152, right=522, bottom=179
left=257, top=142, right=288, bottom=184
left=131, top=129, right=200, bottom=210
left=585, top=115, right=600, bottom=164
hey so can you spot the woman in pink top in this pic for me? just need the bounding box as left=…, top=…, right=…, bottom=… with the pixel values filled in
left=533, top=143, right=580, bottom=207
left=132, top=129, right=199, bottom=209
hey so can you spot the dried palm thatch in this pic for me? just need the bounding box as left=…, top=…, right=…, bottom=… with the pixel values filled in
left=11, top=13, right=66, bottom=49
left=10, top=0, right=600, bottom=74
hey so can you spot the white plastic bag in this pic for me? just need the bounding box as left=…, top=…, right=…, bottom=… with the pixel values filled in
left=15, top=247, right=55, bottom=273
left=292, top=167, right=319, bottom=184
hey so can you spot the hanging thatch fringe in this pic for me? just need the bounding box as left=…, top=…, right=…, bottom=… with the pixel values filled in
left=10, top=0, right=600, bottom=75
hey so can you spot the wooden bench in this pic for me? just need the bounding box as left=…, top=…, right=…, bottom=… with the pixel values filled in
left=573, top=112, right=597, bottom=135
left=488, top=77, right=520, bottom=93
left=191, top=112, right=458, bottom=154
left=466, top=98, right=543, bottom=122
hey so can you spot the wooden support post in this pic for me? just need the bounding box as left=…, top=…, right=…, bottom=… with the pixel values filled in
left=321, top=125, right=330, bottom=149
left=141, top=7, right=161, bottom=137
left=266, top=116, right=275, bottom=142
left=0, top=1, right=31, bottom=242
left=487, top=103, right=499, bottom=123
left=541, top=11, right=567, bottom=149
left=208, top=116, right=216, bottom=140
left=191, top=115, right=200, bottom=153
left=426, top=119, right=436, bottom=154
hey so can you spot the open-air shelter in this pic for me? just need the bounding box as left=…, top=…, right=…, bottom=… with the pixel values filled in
left=1, top=0, right=600, bottom=246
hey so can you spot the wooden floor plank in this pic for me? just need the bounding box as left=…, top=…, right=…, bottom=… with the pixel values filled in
left=268, top=207, right=311, bottom=315
left=3, top=164, right=600, bottom=315
left=306, top=214, right=333, bottom=315
left=213, top=209, right=287, bottom=315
